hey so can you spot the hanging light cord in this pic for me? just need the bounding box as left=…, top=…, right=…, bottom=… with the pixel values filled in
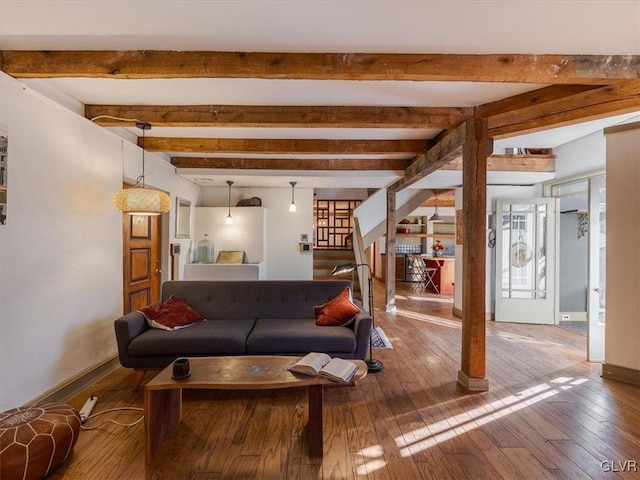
left=133, top=122, right=151, bottom=188
left=89, top=115, right=144, bottom=124
left=91, top=115, right=151, bottom=188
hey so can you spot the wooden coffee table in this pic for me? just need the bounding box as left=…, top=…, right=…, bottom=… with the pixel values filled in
left=144, top=355, right=367, bottom=464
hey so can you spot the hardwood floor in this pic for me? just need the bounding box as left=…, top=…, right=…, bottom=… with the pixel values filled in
left=50, top=283, right=640, bottom=479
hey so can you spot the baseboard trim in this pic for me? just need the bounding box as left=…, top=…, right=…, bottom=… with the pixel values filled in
left=25, top=354, right=121, bottom=407
left=457, top=370, right=489, bottom=392
left=452, top=307, right=493, bottom=321
left=601, top=363, right=640, bottom=386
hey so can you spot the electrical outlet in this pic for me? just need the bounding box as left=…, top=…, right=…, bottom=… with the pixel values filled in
left=561, top=314, right=571, bottom=320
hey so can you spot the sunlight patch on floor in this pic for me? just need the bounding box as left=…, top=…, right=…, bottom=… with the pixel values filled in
left=395, top=308, right=461, bottom=329
left=355, top=445, right=387, bottom=475
left=354, top=376, right=589, bottom=467
left=356, top=459, right=387, bottom=475
left=405, top=295, right=454, bottom=304
left=492, top=330, right=565, bottom=347
left=393, top=376, right=587, bottom=457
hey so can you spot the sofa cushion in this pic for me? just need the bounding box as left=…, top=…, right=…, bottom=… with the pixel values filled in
left=139, top=295, right=205, bottom=331
left=314, top=287, right=361, bottom=327
left=129, top=319, right=255, bottom=356
left=246, top=318, right=357, bottom=354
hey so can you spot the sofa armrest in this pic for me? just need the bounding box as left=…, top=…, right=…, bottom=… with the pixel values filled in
left=114, top=309, right=151, bottom=367
left=351, top=300, right=373, bottom=360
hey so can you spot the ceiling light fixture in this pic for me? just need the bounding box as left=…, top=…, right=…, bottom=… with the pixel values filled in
left=428, top=195, right=442, bottom=222
left=428, top=208, right=442, bottom=223
left=113, top=122, right=171, bottom=216
left=289, top=181, right=297, bottom=212
left=225, top=180, right=234, bottom=225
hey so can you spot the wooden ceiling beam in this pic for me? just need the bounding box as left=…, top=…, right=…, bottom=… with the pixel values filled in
left=442, top=153, right=555, bottom=172
left=171, top=157, right=411, bottom=170
left=483, top=80, right=640, bottom=138
left=388, top=122, right=467, bottom=194
left=86, top=104, right=471, bottom=129
left=141, top=137, right=428, bottom=155
left=2, top=50, right=638, bottom=84
left=422, top=190, right=455, bottom=207
left=477, top=85, right=600, bottom=118
left=170, top=152, right=554, bottom=172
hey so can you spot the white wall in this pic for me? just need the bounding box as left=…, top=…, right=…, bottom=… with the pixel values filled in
left=194, top=207, right=266, bottom=263
left=199, top=186, right=313, bottom=279
left=554, top=130, right=606, bottom=178
left=604, top=124, right=640, bottom=374
left=558, top=214, right=588, bottom=312
left=0, top=72, right=199, bottom=409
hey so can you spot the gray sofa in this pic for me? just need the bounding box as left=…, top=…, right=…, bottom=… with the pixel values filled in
left=114, top=280, right=372, bottom=370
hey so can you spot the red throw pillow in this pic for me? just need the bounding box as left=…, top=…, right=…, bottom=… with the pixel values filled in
left=139, top=296, right=205, bottom=330
left=314, top=287, right=361, bottom=327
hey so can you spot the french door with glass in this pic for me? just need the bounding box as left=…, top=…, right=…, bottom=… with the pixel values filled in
left=495, top=198, right=557, bottom=324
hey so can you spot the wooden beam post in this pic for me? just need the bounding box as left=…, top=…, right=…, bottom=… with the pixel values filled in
left=458, top=117, right=491, bottom=392
left=385, top=189, right=397, bottom=312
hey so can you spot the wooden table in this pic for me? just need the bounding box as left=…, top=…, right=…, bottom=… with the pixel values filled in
left=144, top=356, right=367, bottom=465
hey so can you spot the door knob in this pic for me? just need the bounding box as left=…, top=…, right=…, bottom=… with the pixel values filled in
left=155, top=269, right=162, bottom=275
left=593, top=287, right=602, bottom=293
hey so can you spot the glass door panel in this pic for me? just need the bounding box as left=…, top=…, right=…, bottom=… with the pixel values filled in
left=495, top=198, right=556, bottom=324
left=587, top=175, right=606, bottom=361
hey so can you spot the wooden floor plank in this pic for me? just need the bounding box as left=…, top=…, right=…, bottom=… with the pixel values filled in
left=501, top=447, right=558, bottom=480
left=44, top=282, right=640, bottom=480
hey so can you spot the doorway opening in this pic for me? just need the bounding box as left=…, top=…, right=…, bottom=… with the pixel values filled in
left=546, top=173, right=606, bottom=362
left=555, top=180, right=589, bottom=334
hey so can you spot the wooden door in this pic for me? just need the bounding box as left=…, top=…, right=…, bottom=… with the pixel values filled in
left=122, top=210, right=162, bottom=314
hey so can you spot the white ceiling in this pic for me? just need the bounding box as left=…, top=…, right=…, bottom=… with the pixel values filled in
left=1, top=0, right=639, bottom=190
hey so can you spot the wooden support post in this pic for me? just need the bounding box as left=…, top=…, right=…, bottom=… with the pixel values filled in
left=459, top=117, right=491, bottom=392
left=385, top=189, right=397, bottom=312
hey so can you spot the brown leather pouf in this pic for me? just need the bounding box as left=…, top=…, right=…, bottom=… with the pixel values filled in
left=0, top=403, right=80, bottom=479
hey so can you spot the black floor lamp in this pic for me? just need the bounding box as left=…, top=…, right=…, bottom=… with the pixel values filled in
left=331, top=262, right=384, bottom=373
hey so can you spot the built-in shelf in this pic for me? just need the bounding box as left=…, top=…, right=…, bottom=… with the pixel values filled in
left=396, top=233, right=455, bottom=238
left=393, top=215, right=458, bottom=255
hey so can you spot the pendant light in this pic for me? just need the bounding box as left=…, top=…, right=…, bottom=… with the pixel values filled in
left=428, top=195, right=442, bottom=222
left=113, top=122, right=171, bottom=215
left=225, top=181, right=234, bottom=225
left=289, top=181, right=297, bottom=212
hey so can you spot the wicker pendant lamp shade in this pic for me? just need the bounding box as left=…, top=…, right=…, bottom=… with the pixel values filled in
left=113, top=187, right=172, bottom=216
left=113, top=122, right=171, bottom=215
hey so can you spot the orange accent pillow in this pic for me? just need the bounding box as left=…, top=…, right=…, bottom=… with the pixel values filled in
left=314, top=287, right=361, bottom=327
left=139, top=295, right=205, bottom=330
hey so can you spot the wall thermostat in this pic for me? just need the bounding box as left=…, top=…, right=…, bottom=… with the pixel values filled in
left=299, top=242, right=313, bottom=253
left=171, top=243, right=181, bottom=255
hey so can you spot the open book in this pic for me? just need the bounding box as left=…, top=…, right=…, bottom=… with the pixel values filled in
left=288, top=352, right=359, bottom=384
